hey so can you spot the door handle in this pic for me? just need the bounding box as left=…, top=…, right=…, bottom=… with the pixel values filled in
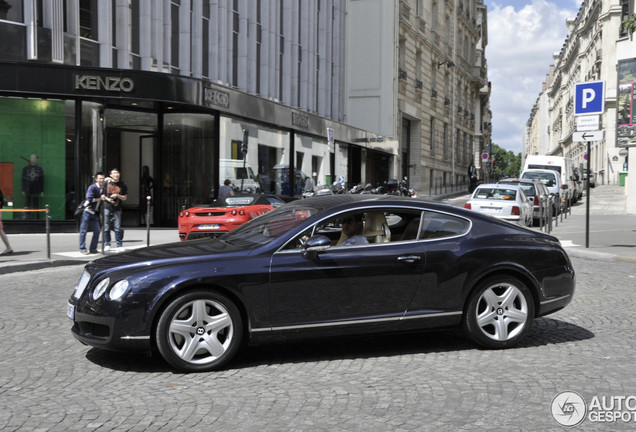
left=398, top=255, right=421, bottom=263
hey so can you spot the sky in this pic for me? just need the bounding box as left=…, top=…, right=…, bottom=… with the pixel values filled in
left=484, top=0, right=585, bottom=154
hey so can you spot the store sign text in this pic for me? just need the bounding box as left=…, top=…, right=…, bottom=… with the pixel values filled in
left=292, top=112, right=309, bottom=129
left=204, top=88, right=230, bottom=108
left=75, top=75, right=134, bottom=92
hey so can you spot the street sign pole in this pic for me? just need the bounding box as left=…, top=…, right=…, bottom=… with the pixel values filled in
left=586, top=140, right=591, bottom=248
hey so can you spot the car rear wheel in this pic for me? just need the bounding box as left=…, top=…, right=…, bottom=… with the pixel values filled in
left=463, top=276, right=534, bottom=349
left=156, top=290, right=243, bottom=372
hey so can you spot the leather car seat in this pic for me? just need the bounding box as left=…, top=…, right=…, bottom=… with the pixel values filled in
left=364, top=212, right=391, bottom=243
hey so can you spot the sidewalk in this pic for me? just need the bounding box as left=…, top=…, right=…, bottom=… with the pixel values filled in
left=0, top=227, right=180, bottom=275
left=546, top=185, right=636, bottom=263
left=0, top=185, right=634, bottom=274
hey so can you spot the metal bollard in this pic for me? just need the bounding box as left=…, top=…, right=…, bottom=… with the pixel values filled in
left=146, top=196, right=151, bottom=247
left=548, top=197, right=553, bottom=233
left=46, top=204, right=50, bottom=259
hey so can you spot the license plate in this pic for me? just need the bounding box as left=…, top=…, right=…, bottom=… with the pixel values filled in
left=67, top=302, right=75, bottom=320
left=198, top=224, right=220, bottom=230
left=480, top=207, right=501, bottom=213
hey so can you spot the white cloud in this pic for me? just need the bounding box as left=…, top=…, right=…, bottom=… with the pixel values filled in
left=487, top=0, right=581, bottom=154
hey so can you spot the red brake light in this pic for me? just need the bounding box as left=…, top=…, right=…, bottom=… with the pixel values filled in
left=464, top=203, right=472, bottom=210
left=533, top=195, right=540, bottom=206
left=231, top=209, right=237, bottom=215
left=511, top=206, right=520, bottom=215
left=239, top=209, right=245, bottom=216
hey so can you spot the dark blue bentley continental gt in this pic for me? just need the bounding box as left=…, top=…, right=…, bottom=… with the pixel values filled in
left=68, top=195, right=576, bottom=372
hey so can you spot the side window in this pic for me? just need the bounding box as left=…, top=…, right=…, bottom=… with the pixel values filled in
left=420, top=212, right=470, bottom=240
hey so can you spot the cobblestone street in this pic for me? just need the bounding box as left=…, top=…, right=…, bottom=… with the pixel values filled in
left=1, top=257, right=635, bottom=431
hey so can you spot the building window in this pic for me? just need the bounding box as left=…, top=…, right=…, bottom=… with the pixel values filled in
left=79, top=0, right=98, bottom=40
left=232, top=0, right=239, bottom=87
left=432, top=1, right=438, bottom=31
left=0, top=0, right=23, bottom=23
left=256, top=0, right=262, bottom=95
left=620, top=0, right=630, bottom=38
left=171, top=2, right=180, bottom=70
left=430, top=117, right=436, bottom=156
left=279, top=2, right=284, bottom=101
left=131, top=0, right=140, bottom=69
left=202, top=3, right=209, bottom=78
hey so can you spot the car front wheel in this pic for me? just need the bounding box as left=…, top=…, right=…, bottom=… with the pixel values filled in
left=156, top=290, right=243, bottom=372
left=463, top=276, right=535, bottom=349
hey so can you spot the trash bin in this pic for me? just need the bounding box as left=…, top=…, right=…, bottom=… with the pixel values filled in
left=620, top=172, right=628, bottom=186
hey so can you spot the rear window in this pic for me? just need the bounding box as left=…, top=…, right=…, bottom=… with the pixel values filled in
left=473, top=188, right=517, bottom=200
left=522, top=171, right=557, bottom=185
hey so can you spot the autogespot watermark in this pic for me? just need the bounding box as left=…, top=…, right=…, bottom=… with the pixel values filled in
left=551, top=391, right=636, bottom=427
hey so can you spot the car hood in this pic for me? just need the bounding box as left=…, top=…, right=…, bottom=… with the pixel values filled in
left=86, top=238, right=251, bottom=273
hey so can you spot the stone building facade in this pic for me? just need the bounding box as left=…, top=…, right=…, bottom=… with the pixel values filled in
left=345, top=0, right=491, bottom=193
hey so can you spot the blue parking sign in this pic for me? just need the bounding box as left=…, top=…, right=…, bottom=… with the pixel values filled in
left=574, top=81, right=605, bottom=116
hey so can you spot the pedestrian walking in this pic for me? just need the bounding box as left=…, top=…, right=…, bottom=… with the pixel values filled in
left=101, top=168, right=128, bottom=252
left=218, top=179, right=234, bottom=199
left=0, top=187, right=13, bottom=255
left=79, top=172, right=105, bottom=255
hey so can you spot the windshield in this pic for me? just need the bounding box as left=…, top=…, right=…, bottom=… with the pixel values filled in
left=222, top=202, right=327, bottom=247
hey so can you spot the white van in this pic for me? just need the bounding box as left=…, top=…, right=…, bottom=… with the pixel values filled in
left=523, top=155, right=577, bottom=203
left=219, top=159, right=260, bottom=193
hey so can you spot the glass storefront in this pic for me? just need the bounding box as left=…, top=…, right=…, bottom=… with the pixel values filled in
left=0, top=96, right=75, bottom=221
left=162, top=113, right=216, bottom=223
left=219, top=116, right=290, bottom=196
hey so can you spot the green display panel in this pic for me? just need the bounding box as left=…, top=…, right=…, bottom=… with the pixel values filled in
left=0, top=98, right=66, bottom=220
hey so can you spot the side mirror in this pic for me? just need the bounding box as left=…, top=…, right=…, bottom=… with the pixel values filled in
left=301, top=235, right=332, bottom=260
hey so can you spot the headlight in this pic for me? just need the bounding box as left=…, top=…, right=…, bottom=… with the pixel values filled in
left=73, top=270, right=91, bottom=299
left=109, top=280, right=130, bottom=301
left=92, top=278, right=110, bottom=300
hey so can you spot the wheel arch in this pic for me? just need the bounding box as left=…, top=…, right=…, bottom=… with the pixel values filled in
left=148, top=283, right=252, bottom=353
left=462, top=267, right=541, bottom=318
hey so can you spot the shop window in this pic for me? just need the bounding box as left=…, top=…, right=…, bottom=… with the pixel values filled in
left=162, top=113, right=215, bottom=223
left=0, top=97, right=76, bottom=221
left=219, top=116, right=290, bottom=196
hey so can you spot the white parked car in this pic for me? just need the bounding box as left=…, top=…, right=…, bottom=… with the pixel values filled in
left=464, top=184, right=533, bottom=227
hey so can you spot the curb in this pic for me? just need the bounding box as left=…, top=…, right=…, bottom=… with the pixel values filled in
left=0, top=259, right=87, bottom=276
left=563, top=247, right=636, bottom=264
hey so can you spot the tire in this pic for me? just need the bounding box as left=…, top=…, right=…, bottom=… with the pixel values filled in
left=156, top=290, right=243, bottom=372
left=462, top=276, right=535, bottom=349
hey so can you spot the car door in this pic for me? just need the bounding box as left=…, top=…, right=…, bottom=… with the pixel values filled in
left=268, top=209, right=426, bottom=329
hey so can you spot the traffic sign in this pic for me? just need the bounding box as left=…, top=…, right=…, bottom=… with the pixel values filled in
left=482, top=153, right=488, bottom=160
left=576, top=115, right=599, bottom=131
left=573, top=130, right=604, bottom=142
left=574, top=81, right=605, bottom=116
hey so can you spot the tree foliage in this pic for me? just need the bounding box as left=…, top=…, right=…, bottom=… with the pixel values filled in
left=492, top=144, right=522, bottom=178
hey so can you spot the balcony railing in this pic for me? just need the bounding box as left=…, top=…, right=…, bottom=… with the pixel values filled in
left=399, top=68, right=408, bottom=81
left=416, top=79, right=424, bottom=90
left=431, top=88, right=437, bottom=98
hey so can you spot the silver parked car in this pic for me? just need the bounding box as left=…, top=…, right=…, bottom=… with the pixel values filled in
left=497, top=178, right=550, bottom=226
left=464, top=184, right=533, bottom=227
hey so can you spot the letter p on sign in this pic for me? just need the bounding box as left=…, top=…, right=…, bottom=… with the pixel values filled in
left=574, top=81, right=605, bottom=116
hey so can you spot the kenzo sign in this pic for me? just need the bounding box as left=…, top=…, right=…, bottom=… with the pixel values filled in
left=75, top=75, right=134, bottom=92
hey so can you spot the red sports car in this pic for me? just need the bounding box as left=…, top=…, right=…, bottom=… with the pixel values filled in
left=178, top=195, right=285, bottom=240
